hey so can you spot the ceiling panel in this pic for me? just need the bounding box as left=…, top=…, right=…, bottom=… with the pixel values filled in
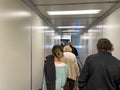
left=50, top=18, right=97, bottom=26
left=36, top=3, right=115, bottom=28
left=31, top=0, right=120, bottom=34
left=37, top=3, right=115, bottom=18
left=32, top=0, right=119, bottom=4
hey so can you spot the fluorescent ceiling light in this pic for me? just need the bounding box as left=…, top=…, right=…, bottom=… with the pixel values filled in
left=88, top=30, right=102, bottom=33
left=55, top=35, right=61, bottom=39
left=57, top=26, right=85, bottom=29
left=62, top=30, right=79, bottom=32
left=81, top=36, right=91, bottom=40
left=67, top=30, right=80, bottom=32
left=47, top=10, right=101, bottom=15
left=61, top=35, right=71, bottom=39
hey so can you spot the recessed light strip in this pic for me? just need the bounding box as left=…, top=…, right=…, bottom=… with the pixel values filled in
left=57, top=26, right=85, bottom=29
left=62, top=30, right=80, bottom=32
left=47, top=10, right=101, bottom=15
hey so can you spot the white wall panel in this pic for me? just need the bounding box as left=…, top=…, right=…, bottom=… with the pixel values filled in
left=0, top=0, right=57, bottom=90
left=44, top=29, right=55, bottom=57
left=0, top=0, right=31, bottom=90
left=84, top=8, right=120, bottom=61
left=31, top=11, right=45, bottom=90
left=103, top=8, right=120, bottom=59
left=80, top=22, right=103, bottom=64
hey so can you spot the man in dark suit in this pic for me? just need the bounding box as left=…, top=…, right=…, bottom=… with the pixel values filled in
left=78, top=38, right=120, bottom=90
left=68, top=41, right=78, bottom=57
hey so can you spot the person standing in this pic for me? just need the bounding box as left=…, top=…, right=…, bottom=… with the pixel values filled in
left=42, top=45, right=68, bottom=90
left=67, top=41, right=78, bottom=57
left=61, top=45, right=80, bottom=90
left=78, top=38, right=120, bottom=90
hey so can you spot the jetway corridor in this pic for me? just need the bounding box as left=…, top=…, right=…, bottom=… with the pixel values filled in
left=0, top=0, right=120, bottom=90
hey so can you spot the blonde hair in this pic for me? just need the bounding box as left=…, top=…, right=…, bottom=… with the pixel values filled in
left=63, top=45, right=72, bottom=52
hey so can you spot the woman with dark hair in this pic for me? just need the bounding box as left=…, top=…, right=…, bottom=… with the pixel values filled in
left=78, top=38, right=120, bottom=90
left=42, top=45, right=68, bottom=90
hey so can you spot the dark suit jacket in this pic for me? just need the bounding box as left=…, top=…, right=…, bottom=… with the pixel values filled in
left=78, top=52, right=120, bottom=90
left=44, top=55, right=56, bottom=90
left=71, top=46, right=78, bottom=57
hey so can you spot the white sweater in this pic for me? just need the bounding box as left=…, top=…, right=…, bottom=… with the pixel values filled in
left=61, top=52, right=80, bottom=80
